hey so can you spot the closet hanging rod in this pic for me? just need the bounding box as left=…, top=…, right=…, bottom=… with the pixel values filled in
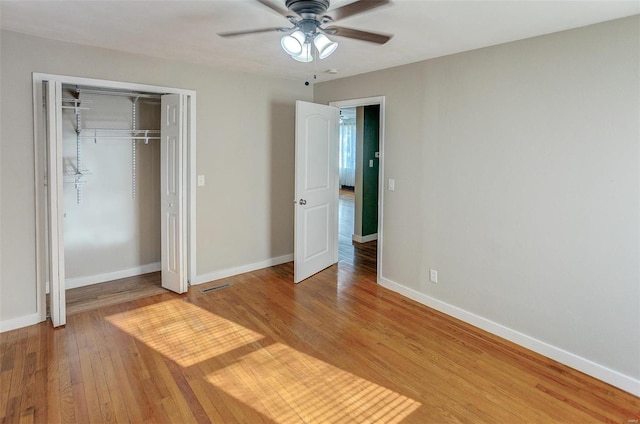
left=80, top=128, right=160, bottom=133
left=77, top=136, right=161, bottom=140
left=75, top=88, right=161, bottom=100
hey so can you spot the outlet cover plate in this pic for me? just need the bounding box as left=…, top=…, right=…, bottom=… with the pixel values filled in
left=429, top=269, right=438, bottom=283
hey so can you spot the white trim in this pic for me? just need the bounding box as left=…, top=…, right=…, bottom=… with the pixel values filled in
left=32, top=81, right=46, bottom=321
left=193, top=254, right=294, bottom=286
left=352, top=233, right=378, bottom=243
left=378, top=276, right=640, bottom=397
left=65, top=263, right=161, bottom=290
left=188, top=96, right=197, bottom=286
left=329, top=96, right=385, bottom=282
left=33, top=73, right=196, bottom=97
left=0, top=313, right=41, bottom=333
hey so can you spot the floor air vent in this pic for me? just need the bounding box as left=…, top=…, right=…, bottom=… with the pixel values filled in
left=200, top=283, right=231, bottom=294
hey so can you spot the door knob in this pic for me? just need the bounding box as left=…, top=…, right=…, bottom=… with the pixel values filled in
left=299, top=199, right=307, bottom=205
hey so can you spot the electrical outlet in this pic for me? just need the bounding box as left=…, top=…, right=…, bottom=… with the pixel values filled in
left=429, top=269, right=438, bottom=284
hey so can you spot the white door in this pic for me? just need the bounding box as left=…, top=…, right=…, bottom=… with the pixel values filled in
left=161, top=94, right=187, bottom=293
left=46, top=81, right=66, bottom=327
left=294, top=101, right=339, bottom=283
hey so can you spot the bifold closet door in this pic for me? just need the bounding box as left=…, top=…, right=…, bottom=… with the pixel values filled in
left=46, top=80, right=66, bottom=327
left=160, top=94, right=187, bottom=293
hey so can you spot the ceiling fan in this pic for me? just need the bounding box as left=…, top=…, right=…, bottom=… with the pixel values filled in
left=218, top=0, right=393, bottom=62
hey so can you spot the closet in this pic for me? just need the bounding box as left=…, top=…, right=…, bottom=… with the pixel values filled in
left=60, top=86, right=163, bottom=310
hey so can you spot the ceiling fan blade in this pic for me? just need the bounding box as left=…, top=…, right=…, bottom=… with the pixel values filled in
left=218, top=27, right=286, bottom=37
left=324, top=0, right=389, bottom=22
left=326, top=26, right=392, bottom=44
left=255, top=0, right=297, bottom=17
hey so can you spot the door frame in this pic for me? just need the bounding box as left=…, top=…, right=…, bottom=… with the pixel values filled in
left=32, top=73, right=197, bottom=323
left=329, top=96, right=385, bottom=281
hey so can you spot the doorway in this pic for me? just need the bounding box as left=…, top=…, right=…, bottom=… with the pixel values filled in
left=332, top=97, right=385, bottom=279
left=32, top=74, right=197, bottom=326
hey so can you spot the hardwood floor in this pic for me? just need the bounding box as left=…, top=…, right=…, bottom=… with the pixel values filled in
left=338, top=189, right=357, bottom=265
left=65, top=272, right=166, bottom=316
left=338, top=189, right=377, bottom=271
left=2, top=245, right=638, bottom=422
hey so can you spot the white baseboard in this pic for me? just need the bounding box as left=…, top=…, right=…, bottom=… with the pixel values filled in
left=65, top=262, right=161, bottom=290
left=378, top=276, right=640, bottom=397
left=352, top=233, right=378, bottom=243
left=0, top=312, right=42, bottom=333
left=193, top=254, right=294, bottom=286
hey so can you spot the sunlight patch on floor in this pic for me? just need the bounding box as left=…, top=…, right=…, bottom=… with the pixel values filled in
left=205, top=341, right=421, bottom=423
left=105, top=299, right=264, bottom=367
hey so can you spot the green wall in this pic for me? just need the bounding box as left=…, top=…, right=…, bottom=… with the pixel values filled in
left=362, top=105, right=380, bottom=236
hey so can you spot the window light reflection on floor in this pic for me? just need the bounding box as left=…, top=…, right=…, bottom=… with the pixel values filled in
left=206, top=341, right=421, bottom=423
left=106, top=298, right=265, bottom=367
left=106, top=299, right=421, bottom=423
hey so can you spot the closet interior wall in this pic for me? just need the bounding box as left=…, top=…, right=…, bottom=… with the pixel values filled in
left=62, top=87, right=161, bottom=289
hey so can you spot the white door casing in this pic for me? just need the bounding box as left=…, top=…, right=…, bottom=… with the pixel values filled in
left=294, top=101, right=339, bottom=283
left=46, top=81, right=66, bottom=327
left=161, top=94, right=187, bottom=293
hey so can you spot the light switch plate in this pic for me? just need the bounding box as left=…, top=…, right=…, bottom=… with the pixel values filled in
left=197, top=175, right=205, bottom=186
left=388, top=178, right=395, bottom=191
left=429, top=269, right=438, bottom=283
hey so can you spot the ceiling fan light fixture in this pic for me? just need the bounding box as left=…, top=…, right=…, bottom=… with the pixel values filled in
left=291, top=42, right=314, bottom=62
left=281, top=30, right=306, bottom=55
left=314, top=33, right=338, bottom=59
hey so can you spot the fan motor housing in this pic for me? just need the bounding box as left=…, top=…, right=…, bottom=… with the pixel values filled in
left=285, top=0, right=330, bottom=16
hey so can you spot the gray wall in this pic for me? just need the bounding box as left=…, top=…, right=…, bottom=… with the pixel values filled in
left=0, top=30, right=311, bottom=323
left=315, top=16, right=640, bottom=381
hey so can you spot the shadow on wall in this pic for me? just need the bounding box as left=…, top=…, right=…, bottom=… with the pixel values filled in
left=269, top=101, right=296, bottom=262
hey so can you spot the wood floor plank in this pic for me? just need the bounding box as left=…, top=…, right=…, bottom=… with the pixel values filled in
left=104, top=343, right=141, bottom=423
left=56, top=327, right=80, bottom=424
left=187, top=377, right=233, bottom=423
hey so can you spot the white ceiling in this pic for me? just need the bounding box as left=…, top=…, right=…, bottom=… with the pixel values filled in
left=1, top=1, right=638, bottom=83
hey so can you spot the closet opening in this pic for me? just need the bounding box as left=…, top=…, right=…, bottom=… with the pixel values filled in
left=33, top=74, right=196, bottom=327
left=60, top=86, right=164, bottom=315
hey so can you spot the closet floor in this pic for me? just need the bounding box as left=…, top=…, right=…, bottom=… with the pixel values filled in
left=64, top=272, right=166, bottom=316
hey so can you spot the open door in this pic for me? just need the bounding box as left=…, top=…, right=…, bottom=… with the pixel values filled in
left=294, top=101, right=339, bottom=283
left=46, top=81, right=66, bottom=327
left=161, top=94, right=188, bottom=293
